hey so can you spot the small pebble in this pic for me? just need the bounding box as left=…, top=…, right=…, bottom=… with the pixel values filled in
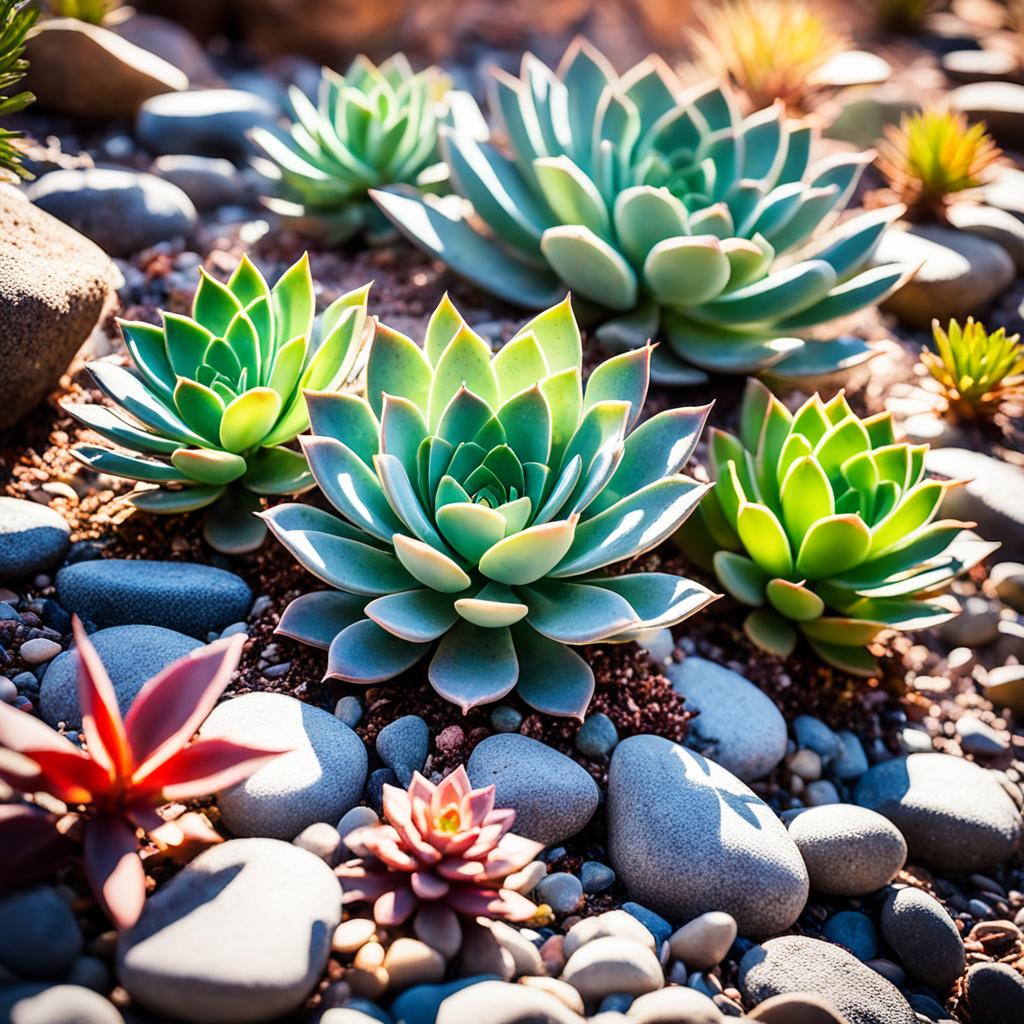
left=490, top=705, right=522, bottom=733
left=535, top=873, right=583, bottom=916
left=0, top=677, right=16, bottom=704
left=331, top=918, right=376, bottom=955
left=337, top=807, right=379, bottom=857
left=789, top=748, right=823, bottom=782
left=505, top=860, right=547, bottom=896
left=575, top=713, right=619, bottom=759
left=335, top=695, right=363, bottom=728
left=365, top=768, right=397, bottom=815
left=793, top=717, right=841, bottom=763
left=19, top=638, right=62, bottom=665
left=581, top=861, right=615, bottom=894
left=382, top=937, right=445, bottom=990
left=293, top=822, right=343, bottom=866
left=822, top=910, right=878, bottom=961
left=805, top=780, right=840, bottom=806
left=622, top=903, right=673, bottom=948
left=376, top=715, right=429, bottom=787
left=669, top=911, right=738, bottom=971
left=957, top=717, right=1009, bottom=756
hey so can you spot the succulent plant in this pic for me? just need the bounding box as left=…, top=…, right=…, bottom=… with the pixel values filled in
left=872, top=0, right=941, bottom=34
left=372, top=39, right=908, bottom=384
left=66, top=254, right=371, bottom=554
left=691, top=0, right=848, bottom=112
left=0, top=622, right=285, bottom=927
left=676, top=379, right=995, bottom=675
left=877, top=111, right=1001, bottom=220
left=922, top=318, right=1024, bottom=420
left=0, top=0, right=37, bottom=181
left=336, top=766, right=542, bottom=951
left=266, top=295, right=716, bottom=717
left=251, top=55, right=450, bottom=243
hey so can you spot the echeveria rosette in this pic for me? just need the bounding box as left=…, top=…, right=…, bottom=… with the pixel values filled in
left=265, top=295, right=717, bottom=717
left=65, top=254, right=371, bottom=554
left=370, top=39, right=910, bottom=384
left=337, top=767, right=542, bottom=952
left=677, top=379, right=996, bottom=675
left=251, top=55, right=451, bottom=244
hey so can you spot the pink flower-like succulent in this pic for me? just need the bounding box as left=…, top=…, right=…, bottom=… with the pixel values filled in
left=337, top=767, right=542, bottom=948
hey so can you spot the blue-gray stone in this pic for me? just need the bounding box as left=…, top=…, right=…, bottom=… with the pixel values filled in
left=833, top=730, right=870, bottom=780
left=335, top=694, right=363, bottom=728
left=793, top=716, right=842, bottom=763
left=0, top=886, right=82, bottom=980
left=376, top=715, right=429, bottom=787
left=200, top=693, right=368, bottom=840
left=575, top=712, right=619, bottom=759
left=367, top=767, right=398, bottom=816
left=622, top=903, right=672, bottom=947
left=39, top=624, right=201, bottom=728
left=467, top=733, right=599, bottom=846
left=0, top=601, right=20, bottom=620
left=0, top=498, right=70, bottom=579
left=608, top=736, right=809, bottom=938
left=823, top=911, right=878, bottom=961
left=535, top=872, right=583, bottom=916
left=880, top=887, right=964, bottom=990
left=390, top=976, right=499, bottom=1024
left=56, top=559, right=251, bottom=639
left=152, top=154, right=249, bottom=211
left=581, top=861, right=615, bottom=894
left=489, top=705, right=522, bottom=733
left=965, top=962, right=1024, bottom=1024
left=137, top=89, right=277, bottom=160
left=26, top=168, right=196, bottom=258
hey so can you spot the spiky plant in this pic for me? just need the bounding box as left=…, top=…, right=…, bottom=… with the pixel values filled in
left=691, top=0, right=848, bottom=112
left=876, top=111, right=1001, bottom=220
left=251, top=55, right=450, bottom=244
left=922, top=318, right=1024, bottom=420
left=372, top=39, right=907, bottom=385
left=337, top=766, right=541, bottom=952
left=0, top=621, right=285, bottom=928
left=0, top=0, right=36, bottom=181
left=266, top=295, right=717, bottom=718
left=676, top=380, right=994, bottom=676
left=65, top=255, right=371, bottom=554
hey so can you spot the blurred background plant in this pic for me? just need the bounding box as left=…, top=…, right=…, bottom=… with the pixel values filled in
left=922, top=317, right=1024, bottom=420
left=0, top=0, right=35, bottom=181
left=876, top=110, right=1002, bottom=220
left=870, top=0, right=943, bottom=34
left=45, top=0, right=120, bottom=23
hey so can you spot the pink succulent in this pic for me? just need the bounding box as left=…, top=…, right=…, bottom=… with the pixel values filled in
left=336, top=767, right=542, bottom=945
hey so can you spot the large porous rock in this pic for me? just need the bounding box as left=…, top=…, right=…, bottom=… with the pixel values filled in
left=874, top=224, right=1014, bottom=329
left=739, top=935, right=916, bottom=1024
left=23, top=18, right=186, bottom=119
left=40, top=624, right=200, bottom=728
left=854, top=753, right=1022, bottom=872
left=0, top=188, right=113, bottom=431
left=200, top=692, right=368, bottom=840
left=951, top=81, right=1024, bottom=148
left=925, top=448, right=1024, bottom=560
left=26, top=168, right=196, bottom=258
left=117, top=838, right=340, bottom=1023
left=232, top=0, right=408, bottom=62
left=466, top=734, right=599, bottom=845
left=607, top=735, right=809, bottom=938
left=0, top=497, right=69, bottom=580
left=55, top=559, right=251, bottom=639
left=667, top=657, right=787, bottom=781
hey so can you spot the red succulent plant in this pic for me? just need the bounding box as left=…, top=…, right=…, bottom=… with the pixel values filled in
left=337, top=767, right=543, bottom=951
left=0, top=619, right=286, bottom=928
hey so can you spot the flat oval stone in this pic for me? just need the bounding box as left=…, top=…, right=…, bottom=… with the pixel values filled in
left=739, top=935, right=915, bottom=1024
left=965, top=961, right=1024, bottom=1024
left=559, top=936, right=663, bottom=1002
left=608, top=735, right=809, bottom=938
left=200, top=692, right=368, bottom=840
left=0, top=498, right=70, bottom=579
left=56, top=559, right=251, bottom=638
left=436, top=979, right=585, bottom=1024
left=880, top=887, right=964, bottom=990
left=116, top=838, right=341, bottom=1022
left=854, top=753, right=1021, bottom=872
left=467, top=733, right=599, bottom=845
left=0, top=983, right=124, bottom=1024
left=39, top=624, right=200, bottom=728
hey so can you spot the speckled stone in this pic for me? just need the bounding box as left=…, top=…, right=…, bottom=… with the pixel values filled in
left=375, top=715, right=429, bottom=787
left=854, top=753, right=1022, bottom=872
left=117, top=839, right=340, bottom=1022
left=560, top=936, right=663, bottom=1002
left=964, top=962, right=1024, bottom=1024
left=608, top=735, right=809, bottom=938
left=467, top=734, right=599, bottom=845
left=56, top=559, right=251, bottom=638
left=40, top=624, right=200, bottom=728
left=787, top=805, right=907, bottom=896
left=625, top=987, right=721, bottom=1023
left=563, top=910, right=656, bottom=959
left=0, top=498, right=70, bottom=579
left=880, top=887, right=965, bottom=990
left=740, top=936, right=916, bottom=1024
left=200, top=692, right=367, bottom=840
left=668, top=657, right=787, bottom=782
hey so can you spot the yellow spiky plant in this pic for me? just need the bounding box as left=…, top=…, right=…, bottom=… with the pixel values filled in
left=876, top=111, right=1001, bottom=221
left=923, top=318, right=1024, bottom=421
left=691, top=0, right=848, bottom=112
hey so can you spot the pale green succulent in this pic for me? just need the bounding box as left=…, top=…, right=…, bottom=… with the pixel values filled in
left=66, top=255, right=370, bottom=553
left=251, top=55, right=450, bottom=244
left=677, top=380, right=995, bottom=675
left=265, top=295, right=717, bottom=717
left=371, top=39, right=909, bottom=384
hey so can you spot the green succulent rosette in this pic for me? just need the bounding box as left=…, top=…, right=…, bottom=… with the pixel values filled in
left=677, top=379, right=996, bottom=675
left=371, top=39, right=910, bottom=384
left=66, top=254, right=370, bottom=554
left=265, top=296, right=717, bottom=717
left=251, top=55, right=451, bottom=244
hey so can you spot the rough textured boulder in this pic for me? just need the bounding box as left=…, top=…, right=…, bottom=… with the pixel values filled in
left=0, top=188, right=113, bottom=431
left=23, top=18, right=187, bottom=118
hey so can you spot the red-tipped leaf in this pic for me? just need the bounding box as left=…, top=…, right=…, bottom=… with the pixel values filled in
left=83, top=813, right=146, bottom=930
left=73, top=619, right=131, bottom=781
